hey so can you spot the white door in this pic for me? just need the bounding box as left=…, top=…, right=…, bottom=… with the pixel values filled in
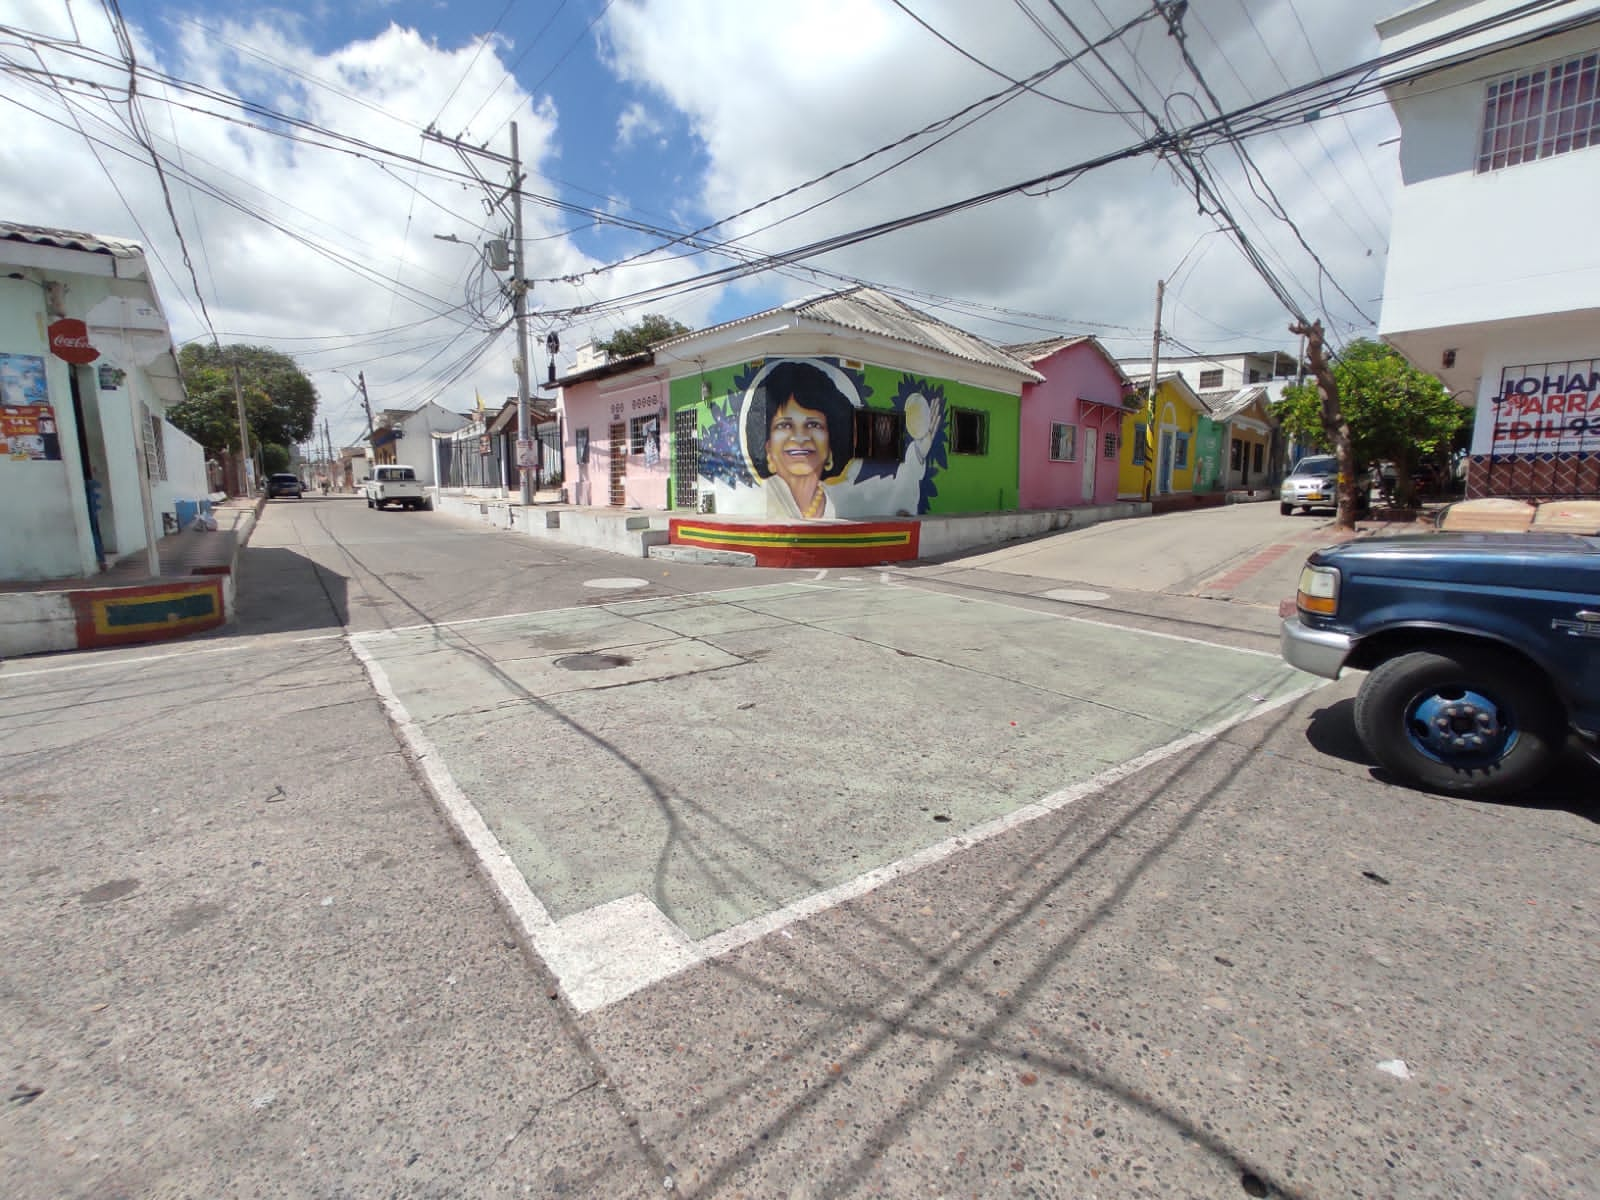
left=1081, top=428, right=1097, bottom=503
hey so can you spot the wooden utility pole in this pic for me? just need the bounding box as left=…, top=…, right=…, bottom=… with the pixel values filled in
left=230, top=361, right=252, bottom=497
left=1143, top=279, right=1164, bottom=503
left=1290, top=319, right=1358, bottom=530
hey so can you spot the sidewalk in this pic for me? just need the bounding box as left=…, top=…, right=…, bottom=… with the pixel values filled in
left=0, top=496, right=264, bottom=658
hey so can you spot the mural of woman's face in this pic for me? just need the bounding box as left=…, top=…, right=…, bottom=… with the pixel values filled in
left=765, top=397, right=830, bottom=482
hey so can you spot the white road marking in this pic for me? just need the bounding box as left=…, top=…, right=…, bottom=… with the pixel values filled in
left=0, top=632, right=343, bottom=678
left=347, top=580, right=1325, bottom=1014
left=582, top=577, right=650, bottom=590
left=914, top=583, right=1285, bottom=659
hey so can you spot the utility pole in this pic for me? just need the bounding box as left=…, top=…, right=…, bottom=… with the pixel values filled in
left=422, top=121, right=534, bottom=506
left=356, top=371, right=374, bottom=439
left=510, top=121, right=534, bottom=507
left=324, top=418, right=335, bottom=491
left=1143, top=279, right=1164, bottom=503
left=231, top=361, right=252, bottom=497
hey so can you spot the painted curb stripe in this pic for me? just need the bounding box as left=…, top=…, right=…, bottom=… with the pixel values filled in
left=67, top=579, right=225, bottom=647
left=676, top=526, right=913, bottom=548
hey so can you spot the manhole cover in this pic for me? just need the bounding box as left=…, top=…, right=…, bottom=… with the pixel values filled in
left=554, top=653, right=632, bottom=671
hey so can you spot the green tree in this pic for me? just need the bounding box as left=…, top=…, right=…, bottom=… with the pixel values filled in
left=170, top=344, right=317, bottom=456
left=596, top=314, right=691, bottom=360
left=261, top=443, right=290, bottom=474
left=1274, top=338, right=1465, bottom=508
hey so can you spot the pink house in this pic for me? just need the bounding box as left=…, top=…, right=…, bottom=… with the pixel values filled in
left=552, top=358, right=671, bottom=509
left=1005, top=337, right=1131, bottom=509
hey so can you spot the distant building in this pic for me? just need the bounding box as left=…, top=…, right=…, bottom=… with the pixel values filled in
left=368, top=400, right=467, bottom=488
left=1118, top=350, right=1299, bottom=489
left=1117, top=349, right=1299, bottom=395
left=1375, top=0, right=1600, bottom=499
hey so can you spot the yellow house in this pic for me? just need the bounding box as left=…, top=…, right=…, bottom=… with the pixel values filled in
left=1118, top=373, right=1207, bottom=499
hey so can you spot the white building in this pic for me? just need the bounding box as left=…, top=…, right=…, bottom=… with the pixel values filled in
left=369, top=400, right=468, bottom=489
left=0, top=222, right=207, bottom=582
left=1376, top=0, right=1600, bottom=499
left=1117, top=349, right=1299, bottom=396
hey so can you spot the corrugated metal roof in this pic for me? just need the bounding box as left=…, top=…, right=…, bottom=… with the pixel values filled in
left=650, top=285, right=1043, bottom=381
left=1002, top=336, right=1093, bottom=362
left=0, top=220, right=144, bottom=260
left=1127, top=372, right=1209, bottom=413
left=1199, top=385, right=1270, bottom=422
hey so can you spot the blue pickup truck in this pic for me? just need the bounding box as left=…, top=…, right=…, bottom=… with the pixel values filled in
left=1281, top=532, right=1600, bottom=796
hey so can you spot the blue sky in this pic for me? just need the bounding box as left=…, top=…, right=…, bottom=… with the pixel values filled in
left=0, top=0, right=1406, bottom=448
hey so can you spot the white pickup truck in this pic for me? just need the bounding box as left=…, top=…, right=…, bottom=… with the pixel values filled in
left=364, top=465, right=432, bottom=511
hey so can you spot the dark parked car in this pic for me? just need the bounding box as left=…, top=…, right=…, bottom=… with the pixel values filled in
left=267, top=473, right=304, bottom=499
left=1282, top=532, right=1600, bottom=796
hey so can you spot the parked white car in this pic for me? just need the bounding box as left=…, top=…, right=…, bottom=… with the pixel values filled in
left=1279, top=455, right=1340, bottom=515
left=364, top=465, right=431, bottom=511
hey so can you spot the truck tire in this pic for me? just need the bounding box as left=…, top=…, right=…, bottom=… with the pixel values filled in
left=1353, top=645, right=1564, bottom=797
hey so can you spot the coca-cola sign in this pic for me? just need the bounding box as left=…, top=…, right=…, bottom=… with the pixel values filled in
left=47, top=318, right=100, bottom=364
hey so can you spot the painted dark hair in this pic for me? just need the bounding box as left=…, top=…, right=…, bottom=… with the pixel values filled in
left=743, top=360, right=856, bottom=480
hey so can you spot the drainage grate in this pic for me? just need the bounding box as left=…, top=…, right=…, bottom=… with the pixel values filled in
left=554, top=653, right=632, bottom=672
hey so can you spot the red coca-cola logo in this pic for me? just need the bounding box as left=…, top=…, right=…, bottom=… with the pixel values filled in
left=47, top=318, right=100, bottom=364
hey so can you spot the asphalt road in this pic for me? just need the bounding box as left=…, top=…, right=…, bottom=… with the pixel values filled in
left=2, top=496, right=1595, bottom=1199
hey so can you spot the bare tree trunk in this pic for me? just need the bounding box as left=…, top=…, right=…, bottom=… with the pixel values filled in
left=1291, top=319, right=1358, bottom=531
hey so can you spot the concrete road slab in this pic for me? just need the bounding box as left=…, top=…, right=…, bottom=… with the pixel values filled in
left=354, top=579, right=1318, bottom=1013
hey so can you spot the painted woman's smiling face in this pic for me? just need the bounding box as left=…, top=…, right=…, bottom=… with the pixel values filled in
left=766, top=397, right=830, bottom=481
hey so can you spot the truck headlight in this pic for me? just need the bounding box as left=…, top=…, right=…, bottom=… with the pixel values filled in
left=1296, top=564, right=1340, bottom=616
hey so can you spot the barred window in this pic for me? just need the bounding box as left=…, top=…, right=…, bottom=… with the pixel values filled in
left=1478, top=51, right=1599, bottom=172
left=951, top=408, right=987, bottom=455
left=1198, top=368, right=1224, bottom=389
left=853, top=407, right=904, bottom=464
left=143, top=407, right=167, bottom=481
left=1048, top=422, right=1077, bottom=462
left=1175, top=432, right=1190, bottom=469
left=1132, top=423, right=1147, bottom=466
left=1103, top=432, right=1118, bottom=458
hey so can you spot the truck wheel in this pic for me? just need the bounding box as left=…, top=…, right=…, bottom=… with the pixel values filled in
left=1279, top=502, right=1293, bottom=515
left=1353, top=646, right=1564, bottom=797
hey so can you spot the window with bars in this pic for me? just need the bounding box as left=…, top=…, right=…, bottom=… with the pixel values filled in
left=629, top=415, right=651, bottom=454
left=142, top=407, right=167, bottom=481
left=1175, top=432, right=1190, bottom=469
left=1198, top=368, right=1224, bottom=389
left=1478, top=51, right=1599, bottom=172
left=1132, top=423, right=1147, bottom=466
left=1048, top=422, right=1077, bottom=462
left=950, top=408, right=987, bottom=455
left=1103, top=432, right=1118, bottom=458
left=853, top=407, right=904, bottom=463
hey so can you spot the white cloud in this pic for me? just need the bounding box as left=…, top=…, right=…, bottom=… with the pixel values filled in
left=597, top=0, right=1401, bottom=356
left=615, top=100, right=663, bottom=149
